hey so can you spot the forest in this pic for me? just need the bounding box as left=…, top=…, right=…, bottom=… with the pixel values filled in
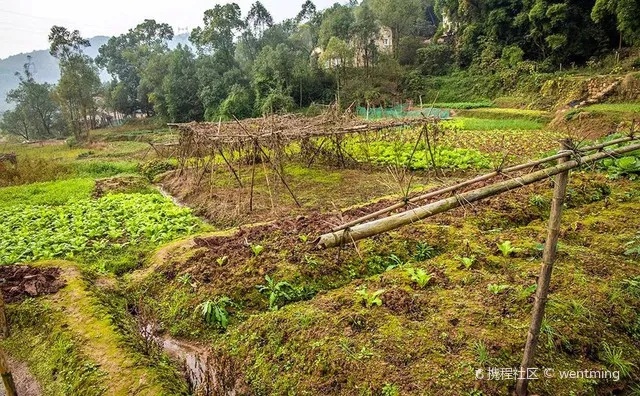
left=2, top=0, right=640, bottom=139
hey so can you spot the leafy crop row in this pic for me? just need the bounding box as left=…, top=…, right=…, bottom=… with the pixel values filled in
left=0, top=193, right=202, bottom=265
left=351, top=141, right=491, bottom=170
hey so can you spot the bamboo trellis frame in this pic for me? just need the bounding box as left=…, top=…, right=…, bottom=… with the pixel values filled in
left=315, top=135, right=640, bottom=248
left=169, top=110, right=442, bottom=212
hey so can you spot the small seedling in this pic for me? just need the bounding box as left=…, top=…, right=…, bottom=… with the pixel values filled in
left=198, top=296, right=234, bottom=329
left=298, top=234, right=309, bottom=243
left=406, top=267, right=433, bottom=288
left=473, top=341, right=491, bottom=366
left=600, top=342, right=636, bottom=378
left=177, top=273, right=193, bottom=286
left=414, top=242, right=437, bottom=261
left=216, top=256, right=229, bottom=266
left=356, top=286, right=385, bottom=308
left=386, top=254, right=404, bottom=271
left=304, top=254, right=320, bottom=267
left=250, top=244, right=264, bottom=257
left=497, top=241, right=517, bottom=257
left=487, top=284, right=510, bottom=294
left=458, top=255, right=476, bottom=269
left=257, top=275, right=304, bottom=310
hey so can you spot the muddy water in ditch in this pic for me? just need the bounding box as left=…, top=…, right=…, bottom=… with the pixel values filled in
left=159, top=336, right=211, bottom=392
left=149, top=329, right=246, bottom=396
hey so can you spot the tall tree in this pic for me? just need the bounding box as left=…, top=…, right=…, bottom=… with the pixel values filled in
left=3, top=58, right=63, bottom=139
left=96, top=20, right=174, bottom=116
left=48, top=26, right=101, bottom=139
left=369, top=0, right=425, bottom=57
left=164, top=45, right=204, bottom=123
left=296, top=0, right=318, bottom=23
left=353, top=3, right=380, bottom=70
left=318, top=3, right=356, bottom=48
left=190, top=3, right=245, bottom=60
left=246, top=2, right=274, bottom=37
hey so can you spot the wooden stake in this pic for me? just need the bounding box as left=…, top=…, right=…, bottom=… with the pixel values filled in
left=249, top=143, right=257, bottom=212
left=515, top=140, right=571, bottom=396
left=0, top=349, right=17, bottom=396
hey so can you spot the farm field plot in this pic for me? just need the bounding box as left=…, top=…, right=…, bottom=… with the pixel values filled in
left=0, top=107, right=639, bottom=396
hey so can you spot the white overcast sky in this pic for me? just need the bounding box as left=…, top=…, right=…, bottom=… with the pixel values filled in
left=0, top=0, right=338, bottom=58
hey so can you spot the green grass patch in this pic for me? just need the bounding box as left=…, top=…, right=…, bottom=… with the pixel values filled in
left=2, top=298, right=107, bottom=395
left=426, top=101, right=494, bottom=109
left=0, top=178, right=94, bottom=208
left=582, top=102, right=640, bottom=113
left=460, top=107, right=550, bottom=119
left=73, top=160, right=139, bottom=178
left=0, top=193, right=204, bottom=270
left=443, top=117, right=544, bottom=131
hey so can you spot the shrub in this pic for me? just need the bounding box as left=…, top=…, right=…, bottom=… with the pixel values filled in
left=139, top=160, right=176, bottom=182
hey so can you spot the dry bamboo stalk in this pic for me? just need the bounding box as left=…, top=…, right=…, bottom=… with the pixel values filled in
left=316, top=142, right=640, bottom=248
left=516, top=141, right=571, bottom=395
left=331, top=135, right=638, bottom=232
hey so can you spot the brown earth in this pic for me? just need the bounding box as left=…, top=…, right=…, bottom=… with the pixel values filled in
left=0, top=266, right=66, bottom=303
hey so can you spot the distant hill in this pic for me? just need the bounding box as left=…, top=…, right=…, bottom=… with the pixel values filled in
left=0, top=33, right=191, bottom=113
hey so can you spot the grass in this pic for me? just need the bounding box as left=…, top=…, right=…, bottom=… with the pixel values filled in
left=424, top=101, right=494, bottom=109
left=73, top=160, right=139, bottom=178
left=442, top=117, right=544, bottom=131
left=2, top=260, right=187, bottom=395
left=0, top=178, right=94, bottom=208
left=582, top=102, right=640, bottom=113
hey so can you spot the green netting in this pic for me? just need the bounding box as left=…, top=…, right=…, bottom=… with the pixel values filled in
left=357, top=105, right=451, bottom=120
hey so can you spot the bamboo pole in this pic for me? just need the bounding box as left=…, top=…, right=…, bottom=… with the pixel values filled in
left=330, top=135, right=638, bottom=232
left=515, top=140, right=571, bottom=396
left=0, top=350, right=17, bottom=396
left=315, top=142, right=640, bottom=248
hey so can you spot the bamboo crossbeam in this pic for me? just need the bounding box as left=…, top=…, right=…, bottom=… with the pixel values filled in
left=316, top=141, right=640, bottom=249
left=331, top=135, right=637, bottom=232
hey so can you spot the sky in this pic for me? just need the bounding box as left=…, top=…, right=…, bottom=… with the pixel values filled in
left=0, top=0, right=337, bottom=59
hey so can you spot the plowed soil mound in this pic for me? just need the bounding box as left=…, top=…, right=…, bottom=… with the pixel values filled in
left=0, top=266, right=66, bottom=303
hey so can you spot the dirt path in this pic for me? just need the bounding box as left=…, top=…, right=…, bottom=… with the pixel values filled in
left=43, top=260, right=165, bottom=396
left=0, top=355, right=42, bottom=396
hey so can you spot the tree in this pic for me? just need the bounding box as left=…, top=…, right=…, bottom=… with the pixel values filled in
left=190, top=3, right=245, bottom=60
left=320, top=37, right=354, bottom=104
left=96, top=20, right=174, bottom=116
left=2, top=58, right=63, bottom=139
left=252, top=44, right=295, bottom=110
left=369, top=0, right=425, bottom=58
left=139, top=52, right=172, bottom=119
left=49, top=26, right=101, bottom=139
left=296, top=0, right=317, bottom=23
left=163, top=45, right=204, bottom=123
left=0, top=109, right=31, bottom=140
left=246, top=2, right=274, bottom=37
left=318, top=3, right=355, bottom=48
left=592, top=0, right=640, bottom=46
left=353, top=2, right=380, bottom=70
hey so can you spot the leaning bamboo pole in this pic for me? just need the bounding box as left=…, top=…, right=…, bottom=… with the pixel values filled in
left=315, top=141, right=640, bottom=248
left=516, top=141, right=571, bottom=395
left=331, top=135, right=637, bottom=232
